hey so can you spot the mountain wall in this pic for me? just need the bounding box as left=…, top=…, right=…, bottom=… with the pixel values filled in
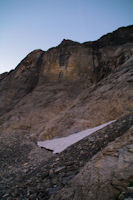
left=0, top=25, right=133, bottom=142
left=0, top=25, right=133, bottom=200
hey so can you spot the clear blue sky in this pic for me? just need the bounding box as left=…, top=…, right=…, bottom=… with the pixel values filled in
left=0, top=0, right=133, bottom=74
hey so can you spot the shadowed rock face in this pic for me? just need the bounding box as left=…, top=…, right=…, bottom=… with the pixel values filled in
left=0, top=25, right=133, bottom=142
left=0, top=50, right=44, bottom=116
left=0, top=72, right=8, bottom=81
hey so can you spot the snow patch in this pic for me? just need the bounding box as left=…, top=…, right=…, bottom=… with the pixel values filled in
left=37, top=120, right=115, bottom=154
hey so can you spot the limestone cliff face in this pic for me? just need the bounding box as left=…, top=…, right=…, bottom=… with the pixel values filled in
left=0, top=49, right=43, bottom=116
left=0, top=25, right=133, bottom=200
left=0, top=25, right=133, bottom=141
left=38, top=25, right=133, bottom=83
left=2, top=26, right=133, bottom=85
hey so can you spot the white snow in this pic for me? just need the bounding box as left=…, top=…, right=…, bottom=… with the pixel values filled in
left=37, top=120, right=115, bottom=154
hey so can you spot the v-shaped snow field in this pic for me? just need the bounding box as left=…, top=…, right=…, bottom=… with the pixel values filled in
left=37, top=120, right=115, bottom=154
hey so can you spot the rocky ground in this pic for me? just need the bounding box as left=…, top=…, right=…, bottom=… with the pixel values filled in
left=51, top=114, right=133, bottom=200
left=0, top=113, right=133, bottom=200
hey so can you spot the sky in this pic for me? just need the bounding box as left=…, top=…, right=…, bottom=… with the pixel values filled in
left=0, top=0, right=133, bottom=74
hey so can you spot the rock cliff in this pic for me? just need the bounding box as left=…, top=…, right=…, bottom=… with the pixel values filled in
left=0, top=25, right=133, bottom=199
left=0, top=25, right=133, bottom=141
